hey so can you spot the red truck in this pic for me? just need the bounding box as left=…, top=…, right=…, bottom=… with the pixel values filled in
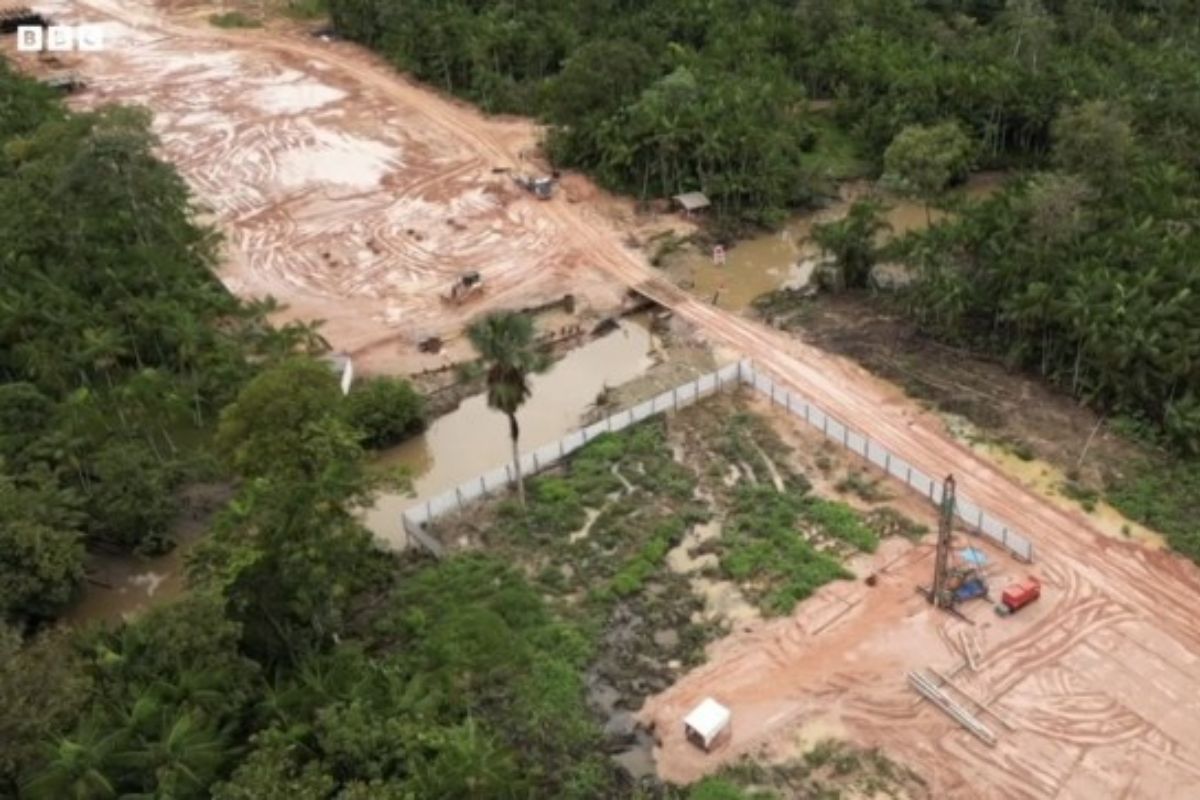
left=996, top=577, right=1041, bottom=616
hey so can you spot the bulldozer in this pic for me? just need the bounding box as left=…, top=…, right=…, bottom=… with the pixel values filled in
left=513, top=173, right=556, bottom=200
left=442, top=271, right=483, bottom=304
left=40, top=72, right=85, bottom=94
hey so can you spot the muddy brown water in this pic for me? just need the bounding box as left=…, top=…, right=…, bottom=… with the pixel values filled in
left=63, top=321, right=652, bottom=624
left=60, top=546, right=190, bottom=627
left=364, top=317, right=655, bottom=547
left=670, top=173, right=1005, bottom=312
left=61, top=484, right=232, bottom=626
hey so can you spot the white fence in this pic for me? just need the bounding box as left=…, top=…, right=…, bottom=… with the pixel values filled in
left=742, top=362, right=1035, bottom=562
left=402, top=359, right=1034, bottom=563
left=400, top=361, right=746, bottom=556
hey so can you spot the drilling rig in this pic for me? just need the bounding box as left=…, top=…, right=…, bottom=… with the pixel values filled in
left=921, top=475, right=989, bottom=611
left=930, top=475, right=956, bottom=609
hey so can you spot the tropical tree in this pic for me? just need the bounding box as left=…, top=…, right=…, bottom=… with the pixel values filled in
left=467, top=312, right=547, bottom=507
left=811, top=198, right=892, bottom=289
left=201, top=359, right=389, bottom=664
left=215, top=358, right=346, bottom=481
left=112, top=708, right=230, bottom=799
left=20, top=721, right=123, bottom=800
left=0, top=626, right=92, bottom=790
left=343, top=376, right=426, bottom=449
left=1051, top=100, right=1136, bottom=191
left=0, top=466, right=85, bottom=622
left=882, top=121, right=975, bottom=222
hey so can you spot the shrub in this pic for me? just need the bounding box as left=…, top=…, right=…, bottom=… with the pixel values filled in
left=805, top=499, right=879, bottom=552
left=344, top=377, right=426, bottom=448
left=208, top=11, right=262, bottom=28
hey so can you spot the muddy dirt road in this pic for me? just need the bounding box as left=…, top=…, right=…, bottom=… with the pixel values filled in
left=28, top=0, right=629, bottom=373
left=23, top=3, right=1200, bottom=796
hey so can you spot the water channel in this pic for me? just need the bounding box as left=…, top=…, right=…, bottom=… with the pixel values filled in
left=65, top=175, right=1003, bottom=624
left=66, top=318, right=656, bottom=623
left=364, top=317, right=656, bottom=548
left=669, top=174, right=1005, bottom=312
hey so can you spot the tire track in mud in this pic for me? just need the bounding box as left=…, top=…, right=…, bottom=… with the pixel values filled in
left=553, top=186, right=1200, bottom=795
left=71, top=0, right=615, bottom=355
left=64, top=2, right=1200, bottom=793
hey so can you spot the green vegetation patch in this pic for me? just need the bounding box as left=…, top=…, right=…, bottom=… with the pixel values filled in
left=1108, top=457, right=1200, bottom=562
left=681, top=739, right=927, bottom=799
left=208, top=11, right=262, bottom=28
left=805, top=499, right=880, bottom=553
left=280, top=0, right=327, bottom=20
left=473, top=418, right=717, bottom=708
left=715, top=484, right=853, bottom=616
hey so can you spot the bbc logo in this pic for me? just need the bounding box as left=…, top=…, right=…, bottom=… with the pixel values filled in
left=17, top=25, right=106, bottom=52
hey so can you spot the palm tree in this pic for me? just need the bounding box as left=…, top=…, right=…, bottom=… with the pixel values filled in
left=467, top=312, right=547, bottom=507
left=112, top=710, right=229, bottom=795
left=811, top=198, right=892, bottom=289
left=21, top=722, right=123, bottom=800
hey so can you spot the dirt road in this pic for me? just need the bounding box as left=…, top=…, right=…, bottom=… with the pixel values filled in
left=28, top=2, right=1200, bottom=796
left=29, top=0, right=629, bottom=373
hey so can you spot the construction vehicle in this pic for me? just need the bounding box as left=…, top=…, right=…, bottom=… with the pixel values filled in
left=922, top=475, right=990, bottom=611
left=40, top=72, right=85, bottom=93
left=442, top=271, right=483, bottom=304
left=995, top=577, right=1040, bottom=616
left=513, top=173, right=556, bottom=200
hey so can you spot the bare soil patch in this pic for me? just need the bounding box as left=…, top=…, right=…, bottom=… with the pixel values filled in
left=15, top=3, right=1200, bottom=795
left=760, top=293, right=1142, bottom=491
left=20, top=0, right=631, bottom=376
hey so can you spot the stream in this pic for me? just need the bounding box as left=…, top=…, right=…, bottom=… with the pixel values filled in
left=61, top=174, right=1000, bottom=625
left=668, top=173, right=1004, bottom=311
left=364, top=317, right=655, bottom=548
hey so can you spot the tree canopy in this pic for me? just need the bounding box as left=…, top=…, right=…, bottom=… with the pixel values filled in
left=327, top=0, right=1200, bottom=229
left=0, top=61, right=422, bottom=626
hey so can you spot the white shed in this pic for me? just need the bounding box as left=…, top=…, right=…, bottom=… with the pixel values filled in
left=683, top=697, right=731, bottom=751
left=672, top=191, right=711, bottom=216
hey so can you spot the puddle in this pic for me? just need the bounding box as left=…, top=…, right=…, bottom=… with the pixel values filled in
left=60, top=544, right=190, bottom=627
left=690, top=576, right=761, bottom=627
left=667, top=520, right=723, bottom=574
left=945, top=416, right=1168, bottom=549
left=611, top=731, right=658, bottom=781
left=587, top=673, right=658, bottom=782
left=60, top=485, right=232, bottom=626
left=664, top=519, right=761, bottom=626
left=667, top=173, right=1004, bottom=311
left=679, top=229, right=811, bottom=310
left=365, top=318, right=656, bottom=547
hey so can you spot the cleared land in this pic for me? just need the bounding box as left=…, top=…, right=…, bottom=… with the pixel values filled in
left=13, top=2, right=1200, bottom=797
left=19, top=0, right=631, bottom=373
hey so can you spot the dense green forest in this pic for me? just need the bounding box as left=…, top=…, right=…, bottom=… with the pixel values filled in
left=4, top=0, right=1200, bottom=794
left=0, top=59, right=300, bottom=625
left=328, top=0, right=1199, bottom=218
left=327, top=0, right=1200, bottom=454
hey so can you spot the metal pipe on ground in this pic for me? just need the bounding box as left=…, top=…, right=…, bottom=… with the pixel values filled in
left=907, top=670, right=997, bottom=746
